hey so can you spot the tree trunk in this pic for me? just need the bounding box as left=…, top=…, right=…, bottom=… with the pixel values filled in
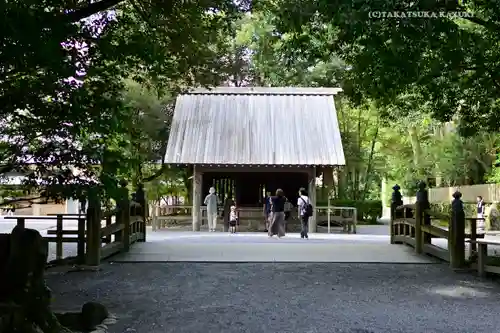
left=361, top=118, right=380, bottom=201
left=408, top=125, right=425, bottom=178
left=180, top=168, right=192, bottom=205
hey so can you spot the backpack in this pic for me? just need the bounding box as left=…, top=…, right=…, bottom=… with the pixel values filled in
left=300, top=197, right=313, bottom=217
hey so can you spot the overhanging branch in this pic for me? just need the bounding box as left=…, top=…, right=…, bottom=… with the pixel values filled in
left=0, top=195, right=47, bottom=208
left=143, top=164, right=168, bottom=182
left=65, top=0, right=125, bottom=23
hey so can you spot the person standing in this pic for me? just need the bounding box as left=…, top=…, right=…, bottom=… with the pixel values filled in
left=477, top=196, right=486, bottom=218
left=223, top=194, right=235, bottom=232
left=297, top=188, right=310, bottom=239
left=268, top=189, right=286, bottom=238
left=229, top=205, right=238, bottom=234
left=204, top=187, right=220, bottom=232
left=263, top=191, right=272, bottom=232
left=477, top=196, right=486, bottom=234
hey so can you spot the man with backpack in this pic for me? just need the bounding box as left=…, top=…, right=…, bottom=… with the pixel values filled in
left=297, top=187, right=313, bottom=239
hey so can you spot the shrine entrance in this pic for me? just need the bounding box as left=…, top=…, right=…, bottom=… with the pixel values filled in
left=202, top=171, right=309, bottom=207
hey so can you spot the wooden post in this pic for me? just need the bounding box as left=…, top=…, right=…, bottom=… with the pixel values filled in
left=16, top=217, right=25, bottom=229
left=104, top=216, right=112, bottom=243
left=450, top=191, right=465, bottom=269
left=477, top=243, right=488, bottom=277
left=114, top=210, right=123, bottom=242
left=56, top=214, right=63, bottom=260
left=114, top=180, right=128, bottom=246
left=415, top=181, right=429, bottom=254
left=152, top=203, right=158, bottom=231
left=390, top=185, right=403, bottom=244
left=352, top=208, right=357, bottom=234
left=322, top=167, right=334, bottom=234
left=77, top=217, right=85, bottom=264
left=308, top=167, right=317, bottom=233
left=85, top=191, right=102, bottom=266
left=192, top=165, right=202, bottom=231
left=122, top=198, right=131, bottom=251
left=469, top=219, right=477, bottom=259
left=136, top=183, right=146, bottom=242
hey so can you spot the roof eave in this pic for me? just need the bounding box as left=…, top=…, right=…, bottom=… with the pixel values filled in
left=187, top=87, right=343, bottom=96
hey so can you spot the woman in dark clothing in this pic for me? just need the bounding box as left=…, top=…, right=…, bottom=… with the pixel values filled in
left=269, top=188, right=286, bottom=238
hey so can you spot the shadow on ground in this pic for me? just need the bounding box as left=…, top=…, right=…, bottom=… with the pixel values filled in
left=46, top=263, right=500, bottom=333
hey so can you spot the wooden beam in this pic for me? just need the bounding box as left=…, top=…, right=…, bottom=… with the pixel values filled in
left=196, top=166, right=314, bottom=173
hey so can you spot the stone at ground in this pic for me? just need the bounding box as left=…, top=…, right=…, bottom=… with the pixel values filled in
left=55, top=302, right=113, bottom=333
left=81, top=302, right=109, bottom=331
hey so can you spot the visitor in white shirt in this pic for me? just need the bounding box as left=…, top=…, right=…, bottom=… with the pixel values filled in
left=297, top=188, right=310, bottom=239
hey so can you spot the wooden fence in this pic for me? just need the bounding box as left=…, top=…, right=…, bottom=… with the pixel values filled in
left=4, top=198, right=145, bottom=267
left=389, top=182, right=500, bottom=275
left=151, top=204, right=357, bottom=233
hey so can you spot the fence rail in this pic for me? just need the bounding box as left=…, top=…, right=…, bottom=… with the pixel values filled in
left=151, top=204, right=358, bottom=233
left=3, top=200, right=145, bottom=266
left=390, top=183, right=497, bottom=275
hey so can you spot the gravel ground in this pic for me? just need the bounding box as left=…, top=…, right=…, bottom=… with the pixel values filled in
left=46, top=262, right=500, bottom=333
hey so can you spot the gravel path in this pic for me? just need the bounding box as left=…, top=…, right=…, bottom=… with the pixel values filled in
left=46, top=262, right=500, bottom=333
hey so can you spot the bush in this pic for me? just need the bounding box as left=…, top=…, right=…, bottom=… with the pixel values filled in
left=317, top=199, right=382, bottom=224
left=430, top=202, right=477, bottom=218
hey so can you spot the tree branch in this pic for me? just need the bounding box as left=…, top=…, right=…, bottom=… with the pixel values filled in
left=143, top=163, right=167, bottom=183
left=65, top=0, right=125, bottom=23
left=0, top=195, right=46, bottom=208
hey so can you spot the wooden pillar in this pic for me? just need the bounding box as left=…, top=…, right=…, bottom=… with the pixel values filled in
left=450, top=191, right=466, bottom=269
left=323, top=167, right=334, bottom=233
left=390, top=184, right=403, bottom=244
left=192, top=165, right=202, bottom=231
left=415, top=185, right=424, bottom=254
left=308, top=167, right=317, bottom=233
left=136, top=183, right=146, bottom=242
left=381, top=176, right=390, bottom=218
left=85, top=190, right=101, bottom=266
left=122, top=198, right=131, bottom=251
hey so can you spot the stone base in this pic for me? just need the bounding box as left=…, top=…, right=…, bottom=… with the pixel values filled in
left=56, top=302, right=117, bottom=333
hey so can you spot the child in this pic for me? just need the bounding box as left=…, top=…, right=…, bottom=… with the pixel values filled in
left=229, top=205, right=238, bottom=234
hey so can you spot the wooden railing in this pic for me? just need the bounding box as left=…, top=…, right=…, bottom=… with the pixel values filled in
left=151, top=204, right=358, bottom=233
left=316, top=206, right=357, bottom=234
left=4, top=202, right=145, bottom=267
left=151, top=205, right=192, bottom=230
left=390, top=183, right=489, bottom=273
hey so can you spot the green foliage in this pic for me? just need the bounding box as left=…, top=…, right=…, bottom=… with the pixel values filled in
left=488, top=165, right=500, bottom=184
left=0, top=186, right=27, bottom=201
left=334, top=99, right=383, bottom=200
left=264, top=0, right=500, bottom=136
left=1, top=0, right=247, bottom=202
left=430, top=202, right=477, bottom=219
left=486, top=135, right=500, bottom=184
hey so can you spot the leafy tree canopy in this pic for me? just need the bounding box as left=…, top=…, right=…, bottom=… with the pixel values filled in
left=260, top=0, right=500, bottom=136
left=1, top=0, right=249, bottom=202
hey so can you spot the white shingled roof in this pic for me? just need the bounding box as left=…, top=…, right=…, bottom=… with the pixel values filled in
left=164, top=87, right=345, bottom=166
